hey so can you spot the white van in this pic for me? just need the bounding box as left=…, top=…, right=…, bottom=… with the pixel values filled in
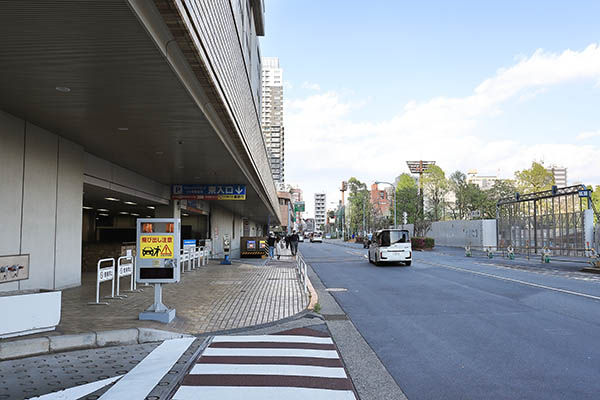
left=368, top=229, right=412, bottom=266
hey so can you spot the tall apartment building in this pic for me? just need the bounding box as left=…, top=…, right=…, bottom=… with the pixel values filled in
left=546, top=165, right=568, bottom=187
left=261, top=57, right=285, bottom=190
left=314, top=193, right=327, bottom=229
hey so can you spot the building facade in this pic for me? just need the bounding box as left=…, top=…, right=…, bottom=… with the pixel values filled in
left=0, top=0, right=279, bottom=295
left=261, top=57, right=285, bottom=190
left=466, top=169, right=500, bottom=190
left=547, top=165, right=568, bottom=187
left=370, top=183, right=392, bottom=217
left=289, top=186, right=303, bottom=230
left=314, top=193, right=327, bottom=229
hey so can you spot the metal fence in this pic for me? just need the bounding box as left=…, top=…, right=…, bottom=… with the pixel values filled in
left=497, top=185, right=591, bottom=256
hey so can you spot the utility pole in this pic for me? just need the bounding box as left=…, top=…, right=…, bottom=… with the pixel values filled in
left=340, top=181, right=347, bottom=240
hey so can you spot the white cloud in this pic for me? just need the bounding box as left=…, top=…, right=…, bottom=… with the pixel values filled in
left=284, top=44, right=600, bottom=216
left=301, top=81, right=321, bottom=91
left=576, top=130, right=600, bottom=140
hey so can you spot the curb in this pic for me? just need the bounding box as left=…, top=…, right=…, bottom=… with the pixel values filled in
left=325, top=239, right=365, bottom=250
left=0, top=328, right=192, bottom=361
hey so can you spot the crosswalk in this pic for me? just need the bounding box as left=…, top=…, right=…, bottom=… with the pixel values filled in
left=172, top=328, right=357, bottom=399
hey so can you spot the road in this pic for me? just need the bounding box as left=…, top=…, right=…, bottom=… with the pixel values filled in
left=300, top=241, right=600, bottom=400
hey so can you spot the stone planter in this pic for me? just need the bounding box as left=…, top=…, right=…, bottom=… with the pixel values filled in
left=0, top=289, right=61, bottom=338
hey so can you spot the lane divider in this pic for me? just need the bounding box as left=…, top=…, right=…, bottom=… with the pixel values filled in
left=420, top=260, right=600, bottom=301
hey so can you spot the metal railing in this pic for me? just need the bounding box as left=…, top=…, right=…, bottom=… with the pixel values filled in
left=296, top=253, right=308, bottom=294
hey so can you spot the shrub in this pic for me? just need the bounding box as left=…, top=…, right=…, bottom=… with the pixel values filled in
left=412, top=237, right=435, bottom=250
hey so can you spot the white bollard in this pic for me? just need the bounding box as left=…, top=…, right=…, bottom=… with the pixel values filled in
left=88, top=258, right=115, bottom=305
left=116, top=255, right=134, bottom=298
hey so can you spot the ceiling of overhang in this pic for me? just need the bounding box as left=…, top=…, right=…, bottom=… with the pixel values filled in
left=0, top=0, right=274, bottom=224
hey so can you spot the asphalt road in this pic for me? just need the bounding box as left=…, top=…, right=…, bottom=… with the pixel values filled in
left=300, top=241, right=600, bottom=400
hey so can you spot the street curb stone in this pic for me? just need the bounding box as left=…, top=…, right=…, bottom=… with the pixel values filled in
left=0, top=337, right=49, bottom=360
left=0, top=328, right=193, bottom=361
left=96, top=328, right=139, bottom=347
left=49, top=332, right=96, bottom=352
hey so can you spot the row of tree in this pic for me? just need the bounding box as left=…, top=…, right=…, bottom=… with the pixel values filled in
left=338, top=161, right=599, bottom=234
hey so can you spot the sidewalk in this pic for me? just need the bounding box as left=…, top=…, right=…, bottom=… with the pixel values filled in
left=54, top=254, right=307, bottom=336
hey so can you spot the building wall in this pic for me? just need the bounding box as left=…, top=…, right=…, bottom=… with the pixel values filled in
left=428, top=219, right=497, bottom=248
left=0, top=110, right=83, bottom=292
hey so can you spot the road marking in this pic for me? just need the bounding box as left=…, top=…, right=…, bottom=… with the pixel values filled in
left=203, top=347, right=340, bottom=359
left=98, top=337, right=195, bottom=400
left=212, top=335, right=333, bottom=344
left=190, top=363, right=347, bottom=378
left=27, top=375, right=123, bottom=400
left=423, top=260, right=600, bottom=301
left=173, top=386, right=356, bottom=400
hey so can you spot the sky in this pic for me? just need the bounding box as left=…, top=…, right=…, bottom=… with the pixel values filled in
left=259, top=0, right=600, bottom=217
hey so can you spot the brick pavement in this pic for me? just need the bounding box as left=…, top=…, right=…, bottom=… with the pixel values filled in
left=55, top=254, right=308, bottom=336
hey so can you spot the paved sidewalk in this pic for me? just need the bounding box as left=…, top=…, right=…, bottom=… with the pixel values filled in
left=54, top=255, right=308, bottom=335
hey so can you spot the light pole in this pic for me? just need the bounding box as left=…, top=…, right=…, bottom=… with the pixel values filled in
left=375, top=181, right=396, bottom=229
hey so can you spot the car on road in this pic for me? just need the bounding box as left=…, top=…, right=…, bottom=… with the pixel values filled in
left=298, top=234, right=304, bottom=242
left=310, top=232, right=323, bottom=243
left=368, top=229, right=411, bottom=266
left=325, top=233, right=331, bottom=239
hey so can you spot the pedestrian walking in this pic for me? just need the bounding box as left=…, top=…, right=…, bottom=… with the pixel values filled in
left=285, top=233, right=291, bottom=250
left=267, top=232, right=276, bottom=258
left=290, top=230, right=299, bottom=256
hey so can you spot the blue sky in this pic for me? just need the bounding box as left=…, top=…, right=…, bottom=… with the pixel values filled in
left=260, top=1, right=600, bottom=215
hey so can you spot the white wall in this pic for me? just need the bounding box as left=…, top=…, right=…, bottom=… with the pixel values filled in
left=428, top=220, right=497, bottom=249
left=0, top=110, right=84, bottom=292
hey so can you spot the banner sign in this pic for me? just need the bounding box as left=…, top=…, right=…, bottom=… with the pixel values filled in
left=172, top=184, right=246, bottom=200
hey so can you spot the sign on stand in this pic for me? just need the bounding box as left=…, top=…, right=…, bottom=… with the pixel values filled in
left=135, top=218, right=180, bottom=323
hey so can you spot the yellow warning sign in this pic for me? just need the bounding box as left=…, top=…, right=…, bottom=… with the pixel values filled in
left=140, top=235, right=174, bottom=258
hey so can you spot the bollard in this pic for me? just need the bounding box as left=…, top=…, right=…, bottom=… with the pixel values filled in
left=541, top=246, right=551, bottom=263
left=116, top=255, right=134, bottom=298
left=486, top=247, right=494, bottom=259
left=465, top=244, right=472, bottom=257
left=88, top=258, right=115, bottom=305
left=507, top=245, right=515, bottom=260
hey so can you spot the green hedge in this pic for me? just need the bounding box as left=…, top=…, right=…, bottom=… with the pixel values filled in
left=412, top=237, right=435, bottom=249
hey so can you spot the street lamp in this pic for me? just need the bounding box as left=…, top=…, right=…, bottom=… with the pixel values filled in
left=375, top=181, right=396, bottom=229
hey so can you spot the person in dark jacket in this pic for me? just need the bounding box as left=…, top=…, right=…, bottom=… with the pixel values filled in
left=289, top=231, right=299, bottom=256
left=285, top=233, right=291, bottom=249
left=267, top=232, right=277, bottom=258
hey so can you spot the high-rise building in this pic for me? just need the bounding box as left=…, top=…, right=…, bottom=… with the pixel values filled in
left=261, top=57, right=285, bottom=190
left=547, top=165, right=567, bottom=187
left=314, top=193, right=327, bottom=229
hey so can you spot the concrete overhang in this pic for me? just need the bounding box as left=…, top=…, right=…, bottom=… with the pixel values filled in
left=0, top=0, right=279, bottom=225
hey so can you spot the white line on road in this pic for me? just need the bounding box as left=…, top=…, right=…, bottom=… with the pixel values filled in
left=424, top=261, right=600, bottom=301
left=27, top=375, right=123, bottom=400
left=203, top=347, right=340, bottom=359
left=98, top=337, right=195, bottom=400
left=212, top=335, right=333, bottom=344
left=190, top=364, right=347, bottom=378
left=173, top=386, right=356, bottom=400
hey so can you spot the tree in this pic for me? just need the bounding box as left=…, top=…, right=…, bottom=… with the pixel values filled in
left=591, top=185, right=600, bottom=223
left=394, top=173, right=420, bottom=224
left=423, top=165, right=448, bottom=221
left=482, top=180, right=517, bottom=218
left=515, top=161, right=554, bottom=194
left=346, top=177, right=372, bottom=234
left=448, top=171, right=468, bottom=219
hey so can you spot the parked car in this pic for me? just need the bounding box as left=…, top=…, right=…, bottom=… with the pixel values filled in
left=325, top=233, right=331, bottom=239
left=368, top=229, right=411, bottom=266
left=311, top=232, right=323, bottom=243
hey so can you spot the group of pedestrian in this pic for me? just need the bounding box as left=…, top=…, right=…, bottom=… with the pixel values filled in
left=266, top=231, right=300, bottom=259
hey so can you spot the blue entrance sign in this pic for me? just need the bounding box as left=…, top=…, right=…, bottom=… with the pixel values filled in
left=578, top=189, right=591, bottom=198
left=172, top=184, right=246, bottom=200
left=183, top=239, right=196, bottom=248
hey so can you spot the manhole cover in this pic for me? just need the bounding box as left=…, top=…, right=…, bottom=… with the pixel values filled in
left=325, top=288, right=347, bottom=292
